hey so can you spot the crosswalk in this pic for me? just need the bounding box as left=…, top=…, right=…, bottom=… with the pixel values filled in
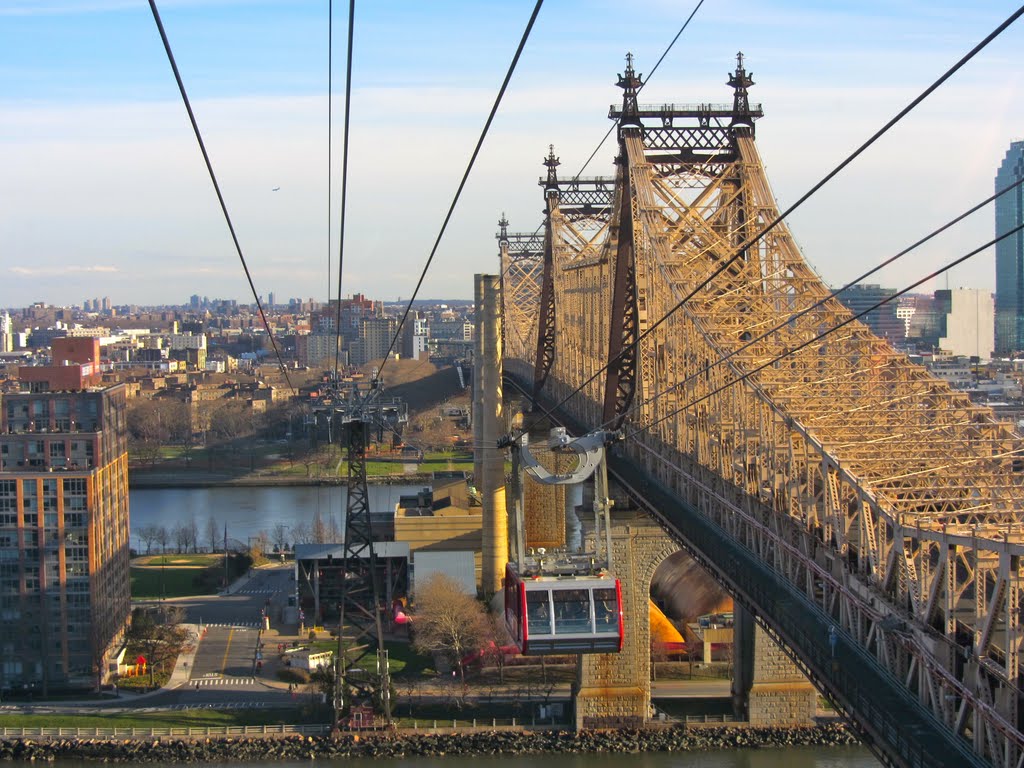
left=202, top=622, right=257, bottom=629
left=234, top=587, right=278, bottom=595
left=189, top=676, right=256, bottom=687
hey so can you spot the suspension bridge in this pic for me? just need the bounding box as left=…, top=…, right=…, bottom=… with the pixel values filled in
left=498, top=54, right=1024, bottom=768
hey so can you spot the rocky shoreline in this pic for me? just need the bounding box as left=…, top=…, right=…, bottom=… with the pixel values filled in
left=0, top=724, right=859, bottom=762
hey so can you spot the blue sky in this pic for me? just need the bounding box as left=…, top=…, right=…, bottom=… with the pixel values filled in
left=1, top=0, right=1023, bottom=307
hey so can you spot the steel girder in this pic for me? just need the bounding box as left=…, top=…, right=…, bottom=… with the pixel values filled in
left=501, top=60, right=1024, bottom=766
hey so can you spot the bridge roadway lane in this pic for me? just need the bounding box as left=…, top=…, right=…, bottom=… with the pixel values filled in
left=611, top=455, right=985, bottom=768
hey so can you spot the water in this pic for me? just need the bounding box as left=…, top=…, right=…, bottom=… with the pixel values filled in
left=128, top=484, right=423, bottom=551
left=33, top=749, right=880, bottom=768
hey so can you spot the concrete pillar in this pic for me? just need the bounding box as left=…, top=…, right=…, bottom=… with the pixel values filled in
left=473, top=278, right=485, bottom=489
left=731, top=604, right=816, bottom=725
left=477, top=274, right=507, bottom=597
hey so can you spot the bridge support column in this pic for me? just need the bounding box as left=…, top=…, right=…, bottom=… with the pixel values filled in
left=731, top=605, right=816, bottom=725
left=574, top=517, right=677, bottom=729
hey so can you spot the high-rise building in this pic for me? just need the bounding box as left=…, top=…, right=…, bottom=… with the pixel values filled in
left=0, top=343, right=130, bottom=693
left=834, top=284, right=904, bottom=342
left=935, top=288, right=995, bottom=361
left=995, top=140, right=1024, bottom=355
left=0, top=311, right=12, bottom=353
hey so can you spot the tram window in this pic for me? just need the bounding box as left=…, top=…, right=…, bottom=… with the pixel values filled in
left=526, top=591, right=552, bottom=635
left=552, top=589, right=591, bottom=634
left=593, top=588, right=617, bottom=633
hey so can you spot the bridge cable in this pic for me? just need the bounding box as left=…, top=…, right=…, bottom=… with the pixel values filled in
left=147, top=0, right=294, bottom=393
left=332, top=0, right=356, bottom=380
left=612, top=173, right=1024, bottom=432
left=627, top=220, right=1024, bottom=442
left=376, top=0, right=545, bottom=381
left=501, top=0, right=708, bottom=267
left=520, top=3, right=1024, bottom=436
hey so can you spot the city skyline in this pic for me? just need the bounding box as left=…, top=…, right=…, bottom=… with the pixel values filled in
left=3, top=2, right=1024, bottom=306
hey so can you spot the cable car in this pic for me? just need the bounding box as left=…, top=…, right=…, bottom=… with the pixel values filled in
left=504, top=563, right=623, bottom=655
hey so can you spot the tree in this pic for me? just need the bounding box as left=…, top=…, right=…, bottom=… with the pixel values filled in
left=126, top=399, right=171, bottom=468
left=291, top=521, right=312, bottom=545
left=311, top=509, right=327, bottom=544
left=205, top=515, right=219, bottom=554
left=127, top=607, right=187, bottom=688
left=138, top=524, right=161, bottom=556
left=173, top=523, right=189, bottom=554
left=271, top=523, right=290, bottom=554
left=156, top=525, right=170, bottom=554
left=411, top=573, right=490, bottom=684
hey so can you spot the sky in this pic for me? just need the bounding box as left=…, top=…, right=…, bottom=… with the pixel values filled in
left=2, top=0, right=1024, bottom=308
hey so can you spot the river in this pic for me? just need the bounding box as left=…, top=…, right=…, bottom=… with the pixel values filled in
left=32, top=749, right=880, bottom=768
left=128, top=484, right=423, bottom=551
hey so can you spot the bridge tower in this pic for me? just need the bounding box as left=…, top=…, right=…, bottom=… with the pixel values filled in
left=502, top=49, right=1024, bottom=766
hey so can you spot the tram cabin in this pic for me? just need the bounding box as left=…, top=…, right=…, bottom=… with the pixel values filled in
left=504, top=564, right=623, bottom=655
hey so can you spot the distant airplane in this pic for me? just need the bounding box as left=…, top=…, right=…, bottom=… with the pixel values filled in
left=272, top=186, right=281, bottom=192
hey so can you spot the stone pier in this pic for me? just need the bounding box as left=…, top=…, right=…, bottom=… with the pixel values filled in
left=574, top=516, right=677, bottom=729
left=731, top=604, right=816, bottom=725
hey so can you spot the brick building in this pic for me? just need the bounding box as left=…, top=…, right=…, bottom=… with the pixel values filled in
left=0, top=343, right=130, bottom=693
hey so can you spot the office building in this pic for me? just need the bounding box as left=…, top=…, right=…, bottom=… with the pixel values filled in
left=834, top=284, right=903, bottom=342
left=935, top=288, right=994, bottom=361
left=0, top=341, right=130, bottom=693
left=995, top=140, right=1024, bottom=355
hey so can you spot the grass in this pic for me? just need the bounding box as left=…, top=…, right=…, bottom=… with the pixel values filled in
left=135, top=554, right=221, bottom=568
left=130, top=566, right=217, bottom=599
left=0, top=708, right=325, bottom=730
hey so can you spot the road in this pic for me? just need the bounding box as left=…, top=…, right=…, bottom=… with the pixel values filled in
left=6, top=564, right=731, bottom=715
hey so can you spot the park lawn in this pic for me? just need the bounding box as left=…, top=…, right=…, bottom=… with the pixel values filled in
left=0, top=708, right=323, bottom=730
left=130, top=566, right=217, bottom=599
left=135, top=554, right=221, bottom=568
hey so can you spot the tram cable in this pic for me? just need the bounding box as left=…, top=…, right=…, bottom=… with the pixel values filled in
left=610, top=173, right=1024, bottom=432
left=519, top=3, right=1024, bottom=437
left=332, top=0, right=356, bottom=379
left=376, top=0, right=545, bottom=381
left=326, top=1, right=335, bottom=317
left=147, top=0, right=294, bottom=392
left=626, top=220, right=1024, bottom=442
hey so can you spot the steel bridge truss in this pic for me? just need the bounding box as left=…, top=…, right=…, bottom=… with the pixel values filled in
left=502, top=55, right=1024, bottom=767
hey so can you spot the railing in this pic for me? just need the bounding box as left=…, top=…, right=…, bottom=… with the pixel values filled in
left=0, top=724, right=330, bottom=740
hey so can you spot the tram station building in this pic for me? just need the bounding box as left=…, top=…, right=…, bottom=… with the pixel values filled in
left=0, top=342, right=131, bottom=694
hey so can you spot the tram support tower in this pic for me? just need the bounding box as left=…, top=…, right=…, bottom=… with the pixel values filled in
left=311, top=378, right=406, bottom=730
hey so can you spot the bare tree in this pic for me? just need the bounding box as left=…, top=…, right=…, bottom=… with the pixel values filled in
left=291, top=521, right=311, bottom=545
left=326, top=513, right=342, bottom=543
left=411, top=573, right=490, bottom=685
left=156, top=525, right=170, bottom=554
left=186, top=512, right=200, bottom=554
left=205, top=515, right=219, bottom=554
left=173, top=523, right=189, bottom=554
left=137, top=524, right=161, bottom=555
left=271, top=523, right=290, bottom=553
left=311, top=509, right=327, bottom=544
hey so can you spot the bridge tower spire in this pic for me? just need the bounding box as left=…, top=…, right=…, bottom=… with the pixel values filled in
left=728, top=51, right=756, bottom=134
left=543, top=145, right=560, bottom=194
left=497, top=212, right=509, bottom=244
left=616, top=52, right=643, bottom=130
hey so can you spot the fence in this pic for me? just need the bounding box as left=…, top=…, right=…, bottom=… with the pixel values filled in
left=0, top=724, right=330, bottom=740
